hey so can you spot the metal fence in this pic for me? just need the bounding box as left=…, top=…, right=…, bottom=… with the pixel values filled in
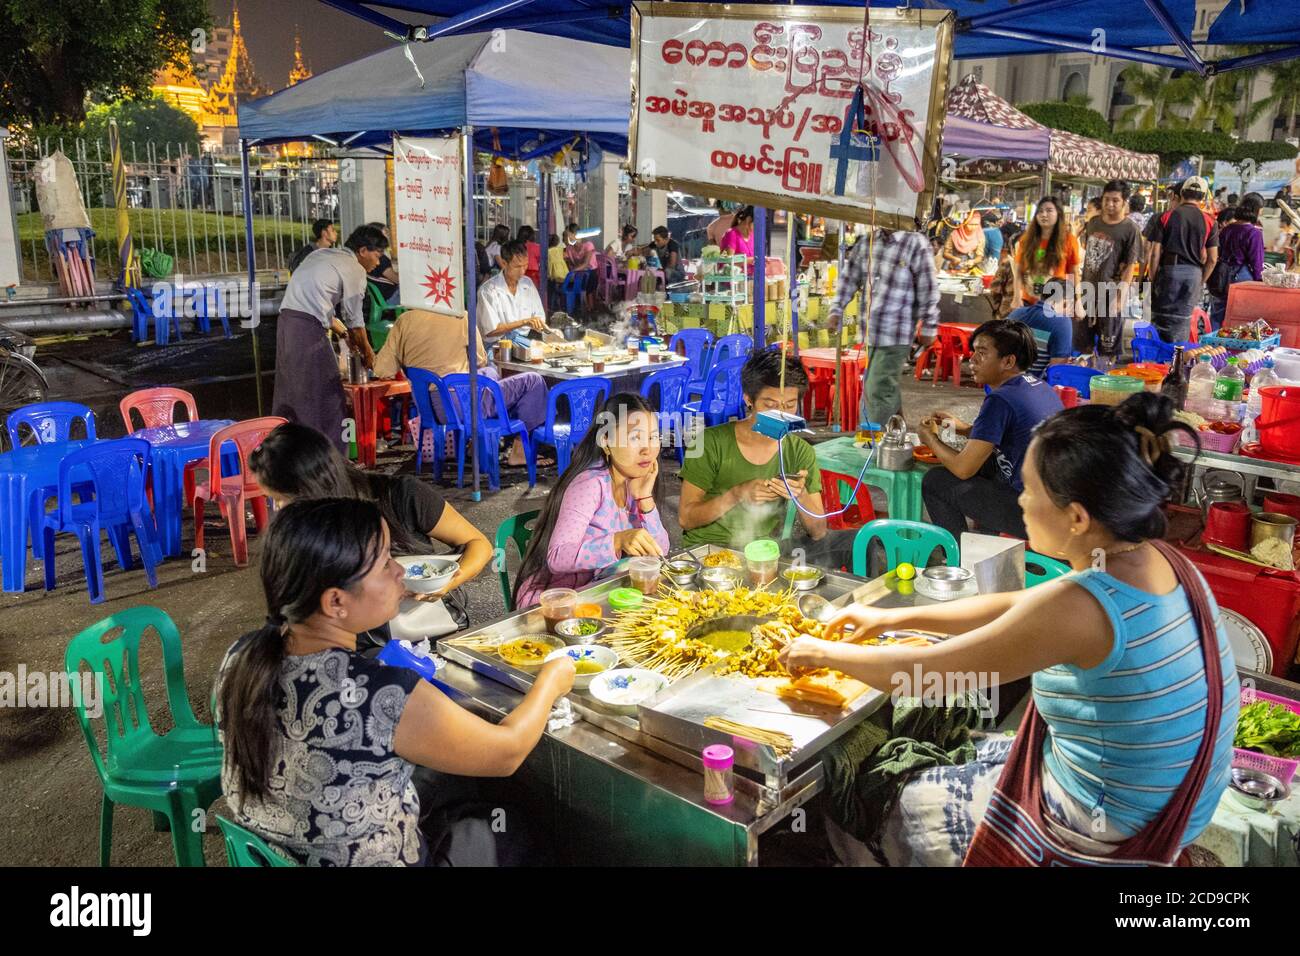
left=6, top=137, right=340, bottom=283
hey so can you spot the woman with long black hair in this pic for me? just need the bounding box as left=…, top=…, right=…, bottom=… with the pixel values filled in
left=513, top=393, right=668, bottom=609
left=215, top=497, right=574, bottom=866
left=248, top=422, right=492, bottom=599
left=781, top=393, right=1238, bottom=866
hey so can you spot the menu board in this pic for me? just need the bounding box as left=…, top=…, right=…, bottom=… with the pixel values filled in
left=393, top=135, right=464, bottom=315
left=630, top=3, right=953, bottom=230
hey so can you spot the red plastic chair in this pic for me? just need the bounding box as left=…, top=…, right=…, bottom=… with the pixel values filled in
left=192, top=417, right=286, bottom=567
left=120, top=388, right=202, bottom=505
left=936, top=324, right=974, bottom=387
left=1188, top=308, right=1212, bottom=344
left=595, top=253, right=624, bottom=304
left=819, top=469, right=878, bottom=531
left=802, top=366, right=836, bottom=424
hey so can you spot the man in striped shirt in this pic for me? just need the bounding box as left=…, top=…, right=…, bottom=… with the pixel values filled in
left=827, top=228, right=940, bottom=427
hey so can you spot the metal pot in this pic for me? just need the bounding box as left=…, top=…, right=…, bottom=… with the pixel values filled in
left=875, top=415, right=915, bottom=471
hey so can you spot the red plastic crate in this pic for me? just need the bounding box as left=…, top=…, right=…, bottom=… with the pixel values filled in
left=1224, top=282, right=1300, bottom=348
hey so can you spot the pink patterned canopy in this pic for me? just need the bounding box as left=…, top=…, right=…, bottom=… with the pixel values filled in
left=947, top=74, right=1159, bottom=182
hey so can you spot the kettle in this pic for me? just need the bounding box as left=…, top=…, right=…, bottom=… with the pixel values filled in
left=875, top=415, right=915, bottom=471
left=1195, top=469, right=1245, bottom=520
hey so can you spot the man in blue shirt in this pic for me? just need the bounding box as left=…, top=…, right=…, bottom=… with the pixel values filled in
left=1009, top=278, right=1073, bottom=378
left=981, top=210, right=1004, bottom=264
left=919, top=319, right=1064, bottom=541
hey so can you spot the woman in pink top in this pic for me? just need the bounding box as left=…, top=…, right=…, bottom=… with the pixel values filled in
left=562, top=222, right=598, bottom=271
left=513, top=393, right=668, bottom=609
left=719, top=205, right=756, bottom=273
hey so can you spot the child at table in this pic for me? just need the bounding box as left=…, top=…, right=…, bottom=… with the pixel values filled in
left=513, top=393, right=668, bottom=609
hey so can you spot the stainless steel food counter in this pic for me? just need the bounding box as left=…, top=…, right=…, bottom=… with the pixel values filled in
left=433, top=546, right=926, bottom=865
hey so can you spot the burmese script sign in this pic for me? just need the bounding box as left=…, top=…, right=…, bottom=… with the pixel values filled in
left=630, top=3, right=953, bottom=229
left=393, top=135, right=464, bottom=315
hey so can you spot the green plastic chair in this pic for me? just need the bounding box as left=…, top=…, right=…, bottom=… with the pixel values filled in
left=216, top=815, right=298, bottom=868
left=1025, top=550, right=1071, bottom=587
left=496, top=510, right=541, bottom=612
left=779, top=499, right=797, bottom=541
left=365, top=281, right=404, bottom=352
left=65, top=606, right=224, bottom=867
left=851, top=519, right=959, bottom=576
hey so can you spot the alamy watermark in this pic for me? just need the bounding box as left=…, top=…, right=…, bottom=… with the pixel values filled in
left=890, top=664, right=1000, bottom=720
left=0, top=666, right=103, bottom=718
left=150, top=274, right=262, bottom=330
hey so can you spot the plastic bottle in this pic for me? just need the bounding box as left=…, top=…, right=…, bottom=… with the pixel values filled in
left=1185, top=354, right=1216, bottom=417
left=1243, top=358, right=1279, bottom=446
left=1213, top=356, right=1246, bottom=404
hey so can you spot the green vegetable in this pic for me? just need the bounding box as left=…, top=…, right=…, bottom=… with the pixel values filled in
left=1234, top=700, right=1300, bottom=758
left=576, top=620, right=599, bottom=636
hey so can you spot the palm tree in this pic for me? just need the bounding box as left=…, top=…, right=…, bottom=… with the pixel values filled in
left=1254, top=59, right=1300, bottom=140
left=1190, top=72, right=1246, bottom=134
left=1117, top=66, right=1197, bottom=130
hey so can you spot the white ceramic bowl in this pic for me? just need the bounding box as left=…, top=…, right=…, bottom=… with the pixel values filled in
left=588, top=668, right=668, bottom=713
left=396, top=555, right=459, bottom=594
left=544, top=644, right=619, bottom=690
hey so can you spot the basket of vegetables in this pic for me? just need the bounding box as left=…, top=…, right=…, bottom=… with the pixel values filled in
left=1233, top=688, right=1300, bottom=784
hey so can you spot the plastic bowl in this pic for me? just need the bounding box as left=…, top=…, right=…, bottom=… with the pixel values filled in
left=396, top=555, right=459, bottom=594
left=588, top=668, right=669, bottom=713
left=545, top=644, right=619, bottom=690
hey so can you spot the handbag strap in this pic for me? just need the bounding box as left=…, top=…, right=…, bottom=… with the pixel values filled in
left=967, top=541, right=1226, bottom=865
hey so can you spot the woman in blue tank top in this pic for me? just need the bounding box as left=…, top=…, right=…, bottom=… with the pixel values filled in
left=782, top=392, right=1238, bottom=858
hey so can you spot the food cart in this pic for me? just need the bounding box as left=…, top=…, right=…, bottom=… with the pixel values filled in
left=433, top=546, right=926, bottom=865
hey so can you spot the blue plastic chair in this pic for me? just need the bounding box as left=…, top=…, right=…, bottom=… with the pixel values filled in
left=669, top=329, right=715, bottom=393
left=531, top=378, right=612, bottom=473
left=444, top=373, right=537, bottom=490
left=561, top=270, right=589, bottom=315
left=641, top=365, right=692, bottom=464
left=126, top=285, right=185, bottom=346
left=195, top=284, right=233, bottom=339
left=5, top=400, right=97, bottom=449
left=1025, top=550, right=1071, bottom=587
left=682, top=356, right=746, bottom=427
left=1131, top=336, right=1194, bottom=364
left=713, top=333, right=754, bottom=366
left=1044, top=364, right=1104, bottom=399
left=851, top=519, right=959, bottom=576
left=404, top=367, right=466, bottom=486
left=42, top=438, right=161, bottom=604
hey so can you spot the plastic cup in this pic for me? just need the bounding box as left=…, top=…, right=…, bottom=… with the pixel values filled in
left=628, top=556, right=663, bottom=595
left=539, top=588, right=578, bottom=635
left=744, top=538, right=781, bottom=588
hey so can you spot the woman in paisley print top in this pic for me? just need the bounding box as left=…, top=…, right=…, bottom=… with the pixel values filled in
left=215, top=498, right=574, bottom=866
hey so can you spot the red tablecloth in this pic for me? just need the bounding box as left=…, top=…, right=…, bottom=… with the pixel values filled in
left=344, top=379, right=412, bottom=469
left=1225, top=282, right=1300, bottom=347
left=799, top=345, right=869, bottom=432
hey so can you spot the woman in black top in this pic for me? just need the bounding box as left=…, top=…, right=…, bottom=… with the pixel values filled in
left=249, top=422, right=492, bottom=599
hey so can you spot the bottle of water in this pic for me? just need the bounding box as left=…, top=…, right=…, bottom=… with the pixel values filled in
left=1243, top=359, right=1279, bottom=446
left=1185, top=354, right=1216, bottom=417
left=1213, top=357, right=1246, bottom=404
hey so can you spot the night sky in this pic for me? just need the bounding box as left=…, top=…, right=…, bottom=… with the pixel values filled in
left=211, top=0, right=412, bottom=89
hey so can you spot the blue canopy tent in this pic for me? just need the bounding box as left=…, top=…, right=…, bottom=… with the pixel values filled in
left=236, top=29, right=631, bottom=496
left=316, top=0, right=1300, bottom=74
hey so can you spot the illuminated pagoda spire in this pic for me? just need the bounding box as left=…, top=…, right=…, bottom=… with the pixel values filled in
left=288, top=30, right=313, bottom=86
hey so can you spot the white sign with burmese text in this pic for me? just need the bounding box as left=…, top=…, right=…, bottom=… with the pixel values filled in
left=394, top=135, right=463, bottom=316
left=631, top=5, right=951, bottom=226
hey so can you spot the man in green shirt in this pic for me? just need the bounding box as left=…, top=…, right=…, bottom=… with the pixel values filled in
left=680, top=350, right=854, bottom=567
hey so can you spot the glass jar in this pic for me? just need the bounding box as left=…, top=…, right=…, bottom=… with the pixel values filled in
left=744, top=538, right=781, bottom=588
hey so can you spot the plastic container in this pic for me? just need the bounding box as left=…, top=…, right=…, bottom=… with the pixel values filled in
left=1233, top=688, right=1300, bottom=785
left=1204, top=501, right=1251, bottom=551
left=1185, top=354, right=1217, bottom=417
left=1109, top=363, right=1167, bottom=392
left=1263, top=492, right=1300, bottom=523
left=1213, top=357, right=1246, bottom=403
left=702, top=744, right=736, bottom=805
left=1244, top=359, right=1279, bottom=445
left=539, top=588, right=578, bottom=635
left=1087, top=373, right=1145, bottom=406
left=607, top=587, right=645, bottom=612
left=1256, top=385, right=1300, bottom=460
left=627, top=556, right=663, bottom=595
left=744, top=538, right=781, bottom=588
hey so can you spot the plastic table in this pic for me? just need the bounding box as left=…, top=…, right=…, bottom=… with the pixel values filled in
left=799, top=346, right=869, bottom=432
left=344, top=379, right=412, bottom=469
left=812, top=436, right=932, bottom=523
left=0, top=440, right=92, bottom=592
left=135, top=420, right=235, bottom=558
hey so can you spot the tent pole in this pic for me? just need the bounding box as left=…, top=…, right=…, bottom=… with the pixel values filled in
left=753, top=207, right=767, bottom=350
left=463, top=126, right=482, bottom=500
left=787, top=212, right=799, bottom=359
left=240, top=138, right=264, bottom=415
left=538, top=171, right=548, bottom=313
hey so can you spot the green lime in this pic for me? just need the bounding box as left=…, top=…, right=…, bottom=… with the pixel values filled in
left=898, top=581, right=915, bottom=596
left=896, top=562, right=916, bottom=581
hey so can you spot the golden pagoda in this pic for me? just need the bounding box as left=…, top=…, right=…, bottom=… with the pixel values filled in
left=289, top=31, right=313, bottom=86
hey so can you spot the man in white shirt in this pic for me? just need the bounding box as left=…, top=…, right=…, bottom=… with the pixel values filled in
left=474, top=240, right=550, bottom=467
left=274, top=224, right=383, bottom=451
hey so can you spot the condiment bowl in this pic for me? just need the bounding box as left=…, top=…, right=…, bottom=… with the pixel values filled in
left=544, top=644, right=619, bottom=690
left=555, top=615, right=609, bottom=645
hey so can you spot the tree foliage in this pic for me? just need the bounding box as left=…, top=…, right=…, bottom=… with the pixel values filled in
left=1017, top=101, right=1111, bottom=140
left=0, top=0, right=210, bottom=125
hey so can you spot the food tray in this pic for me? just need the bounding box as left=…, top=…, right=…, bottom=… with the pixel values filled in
left=1233, top=687, right=1300, bottom=785
left=1198, top=332, right=1281, bottom=352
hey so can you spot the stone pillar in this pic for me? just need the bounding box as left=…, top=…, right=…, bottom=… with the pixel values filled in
left=337, top=154, right=389, bottom=238
left=635, top=186, right=668, bottom=239
left=0, top=129, right=21, bottom=287
left=600, top=155, right=621, bottom=251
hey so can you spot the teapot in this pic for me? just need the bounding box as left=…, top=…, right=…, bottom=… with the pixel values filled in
left=875, top=415, right=915, bottom=471
left=1194, top=469, right=1245, bottom=521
